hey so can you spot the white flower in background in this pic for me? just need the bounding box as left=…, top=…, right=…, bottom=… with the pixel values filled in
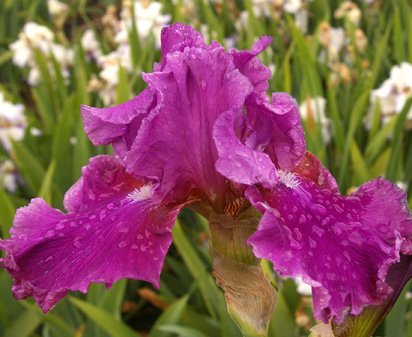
left=284, top=0, right=303, bottom=14
left=116, top=0, right=170, bottom=48
left=238, top=0, right=310, bottom=33
left=10, top=22, right=54, bottom=68
left=81, top=29, right=102, bottom=61
left=370, top=62, right=412, bottom=127
left=47, top=0, right=68, bottom=18
left=9, top=22, right=73, bottom=86
left=0, top=159, right=18, bottom=192
left=318, top=22, right=347, bottom=66
left=295, top=277, right=312, bottom=296
left=335, top=1, right=361, bottom=26
left=0, top=92, right=26, bottom=151
left=30, top=127, right=42, bottom=137
left=299, top=97, right=331, bottom=143
left=396, top=181, right=408, bottom=192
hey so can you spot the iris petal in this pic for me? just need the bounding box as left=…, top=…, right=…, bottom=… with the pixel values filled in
left=0, top=156, right=182, bottom=312
left=247, top=177, right=412, bottom=323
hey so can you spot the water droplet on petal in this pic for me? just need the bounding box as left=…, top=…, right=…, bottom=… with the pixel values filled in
left=107, top=203, right=115, bottom=210
left=46, top=230, right=55, bottom=238
left=118, top=241, right=128, bottom=248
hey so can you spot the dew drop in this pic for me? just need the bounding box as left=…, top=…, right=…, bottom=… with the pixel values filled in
left=298, top=214, right=306, bottom=224
left=46, top=230, right=55, bottom=238
left=118, top=241, right=128, bottom=248
left=312, top=225, right=325, bottom=237
left=89, top=214, right=97, bottom=220
left=73, top=237, right=82, bottom=248
left=294, top=228, right=302, bottom=240
left=107, top=203, right=115, bottom=210
left=55, top=222, right=65, bottom=230
left=282, top=145, right=290, bottom=152
left=343, top=250, right=351, bottom=261
left=308, top=238, right=317, bottom=248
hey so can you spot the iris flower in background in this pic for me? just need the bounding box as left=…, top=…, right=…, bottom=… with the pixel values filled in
left=1, top=23, right=411, bottom=332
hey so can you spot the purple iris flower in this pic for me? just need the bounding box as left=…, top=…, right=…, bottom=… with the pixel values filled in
left=1, top=23, right=411, bottom=325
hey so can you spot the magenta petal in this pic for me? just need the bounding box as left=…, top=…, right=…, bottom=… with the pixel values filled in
left=231, top=36, right=272, bottom=92
left=245, top=93, right=306, bottom=170
left=81, top=88, right=155, bottom=152
left=213, top=92, right=305, bottom=187
left=0, top=155, right=182, bottom=312
left=121, top=44, right=252, bottom=204
left=213, top=108, right=278, bottom=188
left=247, top=177, right=412, bottom=323
left=156, top=23, right=205, bottom=71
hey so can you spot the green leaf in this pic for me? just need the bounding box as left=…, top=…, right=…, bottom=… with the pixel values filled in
left=386, top=97, right=412, bottom=180
left=149, top=295, right=189, bottom=337
left=11, top=141, right=45, bottom=193
left=3, top=308, right=42, bottom=337
left=69, top=297, right=142, bottom=337
left=0, top=187, right=15, bottom=237
left=158, top=324, right=209, bottom=337
left=38, top=160, right=56, bottom=204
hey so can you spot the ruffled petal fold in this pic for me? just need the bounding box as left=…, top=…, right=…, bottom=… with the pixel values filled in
left=156, top=23, right=205, bottom=71
left=81, top=89, right=156, bottom=156
left=230, top=36, right=272, bottom=92
left=213, top=108, right=278, bottom=188
left=0, top=155, right=182, bottom=312
left=247, top=176, right=412, bottom=323
left=120, top=44, right=252, bottom=206
left=213, top=92, right=305, bottom=187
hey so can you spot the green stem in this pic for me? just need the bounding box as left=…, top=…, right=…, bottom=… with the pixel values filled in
left=209, top=212, right=276, bottom=337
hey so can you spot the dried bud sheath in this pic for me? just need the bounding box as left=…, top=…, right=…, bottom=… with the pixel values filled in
left=209, top=213, right=276, bottom=337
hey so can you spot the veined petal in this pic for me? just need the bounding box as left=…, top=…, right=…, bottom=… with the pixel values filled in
left=156, top=23, right=204, bottom=71
left=247, top=176, right=412, bottom=323
left=213, top=108, right=278, bottom=188
left=121, top=44, right=252, bottom=208
left=245, top=93, right=306, bottom=170
left=81, top=89, right=156, bottom=156
left=230, top=36, right=272, bottom=92
left=213, top=92, right=305, bottom=187
left=0, top=155, right=182, bottom=312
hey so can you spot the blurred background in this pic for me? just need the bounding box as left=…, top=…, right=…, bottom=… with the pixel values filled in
left=0, top=0, right=411, bottom=336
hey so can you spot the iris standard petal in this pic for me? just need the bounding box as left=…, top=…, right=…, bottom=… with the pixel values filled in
left=120, top=43, right=252, bottom=208
left=213, top=92, right=305, bottom=187
left=213, top=107, right=278, bottom=188
left=0, top=155, right=182, bottom=312
left=81, top=88, right=156, bottom=157
left=247, top=176, right=412, bottom=323
left=156, top=22, right=205, bottom=71
left=230, top=36, right=272, bottom=93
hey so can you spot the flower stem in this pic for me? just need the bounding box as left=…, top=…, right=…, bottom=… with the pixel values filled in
left=209, top=212, right=276, bottom=337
